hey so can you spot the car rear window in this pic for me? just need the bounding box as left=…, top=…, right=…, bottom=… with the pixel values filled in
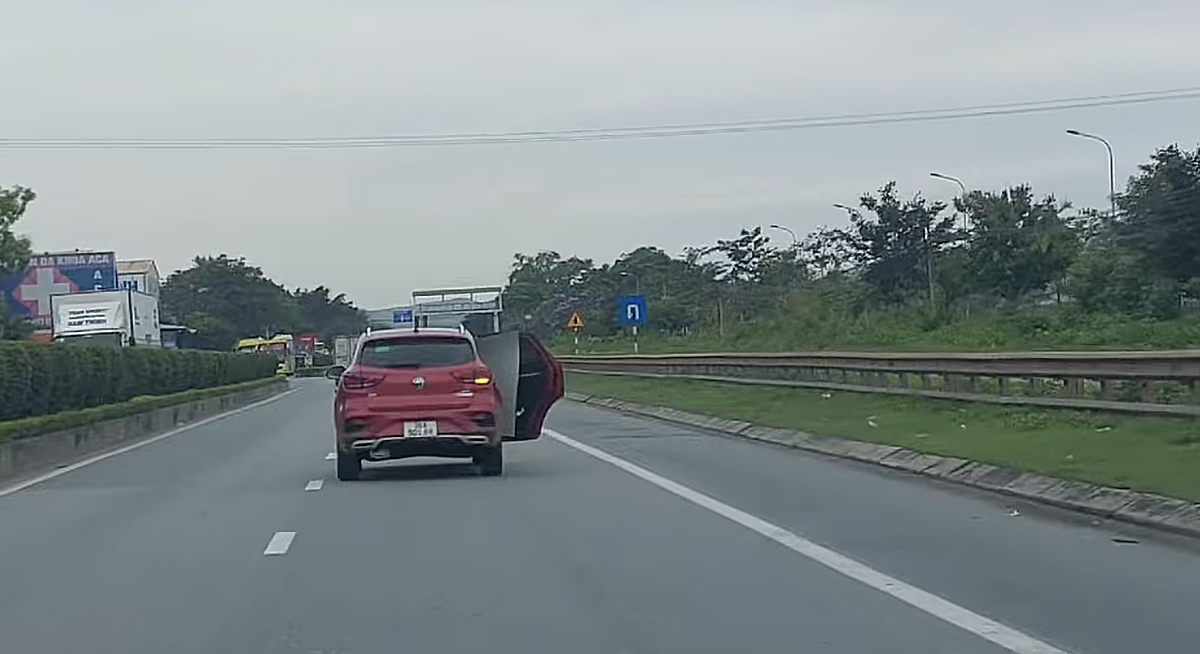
left=357, top=336, right=475, bottom=369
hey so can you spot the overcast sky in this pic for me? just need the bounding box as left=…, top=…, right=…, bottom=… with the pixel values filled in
left=2, top=0, right=1198, bottom=309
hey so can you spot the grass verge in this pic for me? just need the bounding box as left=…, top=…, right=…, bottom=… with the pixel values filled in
left=567, top=372, right=1200, bottom=502
left=0, top=376, right=285, bottom=443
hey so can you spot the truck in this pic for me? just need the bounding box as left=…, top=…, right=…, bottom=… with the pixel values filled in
left=411, top=286, right=503, bottom=334
left=49, top=288, right=161, bottom=347
left=333, top=335, right=353, bottom=367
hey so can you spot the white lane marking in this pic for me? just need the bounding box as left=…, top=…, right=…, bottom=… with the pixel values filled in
left=324, top=452, right=336, bottom=461
left=544, top=428, right=1070, bottom=654
left=263, top=531, right=297, bottom=556
left=304, top=479, right=324, bottom=491
left=0, top=389, right=300, bottom=499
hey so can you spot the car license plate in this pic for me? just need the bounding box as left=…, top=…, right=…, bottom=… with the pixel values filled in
left=404, top=421, right=438, bottom=438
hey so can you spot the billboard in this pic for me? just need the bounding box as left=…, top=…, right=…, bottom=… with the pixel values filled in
left=0, top=251, right=118, bottom=329
left=56, top=300, right=126, bottom=335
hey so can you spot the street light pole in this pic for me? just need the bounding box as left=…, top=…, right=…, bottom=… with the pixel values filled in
left=769, top=224, right=798, bottom=246
left=833, top=203, right=859, bottom=219
left=929, top=171, right=967, bottom=196
left=930, top=171, right=969, bottom=231
left=1067, top=129, right=1117, bottom=218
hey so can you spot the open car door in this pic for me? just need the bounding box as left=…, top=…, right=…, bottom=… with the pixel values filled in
left=475, top=331, right=564, bottom=442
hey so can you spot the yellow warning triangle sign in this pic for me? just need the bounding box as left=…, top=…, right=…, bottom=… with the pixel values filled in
left=566, top=311, right=586, bottom=330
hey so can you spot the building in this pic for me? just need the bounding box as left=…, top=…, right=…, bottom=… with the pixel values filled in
left=117, top=259, right=161, bottom=297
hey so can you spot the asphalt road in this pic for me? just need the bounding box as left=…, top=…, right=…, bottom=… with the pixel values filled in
left=3, top=380, right=1200, bottom=653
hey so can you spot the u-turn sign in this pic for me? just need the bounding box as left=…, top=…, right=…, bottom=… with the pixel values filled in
left=617, top=295, right=647, bottom=327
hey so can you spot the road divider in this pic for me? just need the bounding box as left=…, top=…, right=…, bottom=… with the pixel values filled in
left=560, top=350, right=1200, bottom=415
left=564, top=391, right=1200, bottom=540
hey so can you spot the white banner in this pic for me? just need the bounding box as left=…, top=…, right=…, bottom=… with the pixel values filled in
left=57, top=302, right=126, bottom=335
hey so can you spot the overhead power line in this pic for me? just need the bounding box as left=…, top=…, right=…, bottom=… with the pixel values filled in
left=3, top=86, right=1200, bottom=150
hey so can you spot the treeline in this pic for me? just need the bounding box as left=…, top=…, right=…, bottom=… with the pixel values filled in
left=160, top=255, right=369, bottom=350
left=502, top=142, right=1200, bottom=351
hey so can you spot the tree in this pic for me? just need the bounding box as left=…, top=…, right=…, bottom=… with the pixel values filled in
left=501, top=251, right=597, bottom=336
left=0, top=185, right=35, bottom=340
left=960, top=185, right=1079, bottom=301
left=160, top=256, right=367, bottom=350
left=799, top=226, right=857, bottom=279
left=846, top=182, right=954, bottom=306
left=292, top=286, right=368, bottom=342
left=1116, top=145, right=1200, bottom=285
left=0, top=186, right=34, bottom=277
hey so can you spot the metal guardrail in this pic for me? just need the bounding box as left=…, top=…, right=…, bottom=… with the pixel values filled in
left=559, top=351, right=1200, bottom=416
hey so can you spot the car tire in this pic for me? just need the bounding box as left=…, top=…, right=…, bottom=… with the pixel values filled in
left=336, top=449, right=361, bottom=481
left=474, top=443, right=503, bottom=477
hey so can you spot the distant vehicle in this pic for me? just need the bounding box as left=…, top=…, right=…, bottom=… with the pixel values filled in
left=324, top=327, right=563, bottom=480
left=235, top=334, right=298, bottom=375
left=333, top=335, right=353, bottom=367
left=49, top=288, right=161, bottom=348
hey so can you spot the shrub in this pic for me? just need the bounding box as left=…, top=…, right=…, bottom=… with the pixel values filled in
left=0, top=342, right=278, bottom=422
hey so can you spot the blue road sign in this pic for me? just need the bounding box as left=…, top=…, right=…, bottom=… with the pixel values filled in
left=617, top=294, right=647, bottom=327
left=393, top=308, right=414, bottom=324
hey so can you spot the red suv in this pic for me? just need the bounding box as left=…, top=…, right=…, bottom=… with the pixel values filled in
left=324, top=328, right=563, bottom=480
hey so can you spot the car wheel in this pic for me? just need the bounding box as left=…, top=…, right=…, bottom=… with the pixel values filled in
left=474, top=443, right=503, bottom=477
left=336, top=449, right=361, bottom=481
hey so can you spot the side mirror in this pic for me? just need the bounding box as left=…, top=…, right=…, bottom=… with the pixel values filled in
left=324, top=365, right=347, bottom=381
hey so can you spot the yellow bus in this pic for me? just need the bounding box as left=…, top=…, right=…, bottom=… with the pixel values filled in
left=235, top=335, right=296, bottom=376
left=235, top=337, right=267, bottom=353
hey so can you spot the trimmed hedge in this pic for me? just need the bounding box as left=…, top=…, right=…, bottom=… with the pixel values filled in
left=0, top=377, right=284, bottom=442
left=0, top=341, right=279, bottom=423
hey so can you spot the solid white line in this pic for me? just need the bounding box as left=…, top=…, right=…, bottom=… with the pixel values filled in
left=0, top=388, right=299, bottom=499
left=324, top=452, right=336, bottom=461
left=544, top=428, right=1071, bottom=654
left=304, top=479, right=324, bottom=491
left=263, top=531, right=297, bottom=556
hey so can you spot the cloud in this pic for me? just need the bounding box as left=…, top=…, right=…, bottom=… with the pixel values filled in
left=2, top=0, right=1199, bottom=307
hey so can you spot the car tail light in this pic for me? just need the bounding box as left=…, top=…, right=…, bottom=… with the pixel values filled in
left=454, top=368, right=492, bottom=386
left=342, top=373, right=383, bottom=390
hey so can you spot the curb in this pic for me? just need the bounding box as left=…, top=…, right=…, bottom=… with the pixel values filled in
left=563, top=391, right=1200, bottom=539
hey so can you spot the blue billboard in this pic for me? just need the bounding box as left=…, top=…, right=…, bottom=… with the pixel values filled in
left=0, top=251, right=118, bottom=329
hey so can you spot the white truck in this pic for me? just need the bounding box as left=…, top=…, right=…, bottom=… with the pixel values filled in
left=333, top=335, right=353, bottom=367
left=50, top=288, right=161, bottom=347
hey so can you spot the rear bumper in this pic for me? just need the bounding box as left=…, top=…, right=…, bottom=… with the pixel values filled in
left=347, top=435, right=493, bottom=461
left=335, top=408, right=501, bottom=455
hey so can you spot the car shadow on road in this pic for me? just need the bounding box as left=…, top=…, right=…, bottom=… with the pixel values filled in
left=350, top=456, right=560, bottom=483
left=359, top=460, right=479, bottom=482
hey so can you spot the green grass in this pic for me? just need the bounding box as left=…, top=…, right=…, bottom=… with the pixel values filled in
left=568, top=373, right=1200, bottom=502
left=0, top=377, right=285, bottom=443
left=555, top=306, right=1200, bottom=355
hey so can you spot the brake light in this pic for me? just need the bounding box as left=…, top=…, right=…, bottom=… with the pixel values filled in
left=341, top=373, right=383, bottom=390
